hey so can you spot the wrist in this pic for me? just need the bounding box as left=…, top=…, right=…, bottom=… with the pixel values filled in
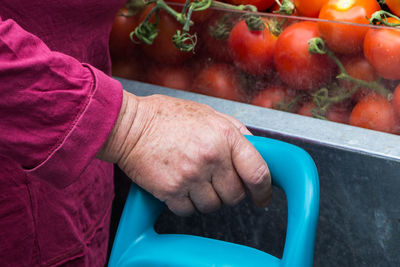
left=97, top=90, right=140, bottom=163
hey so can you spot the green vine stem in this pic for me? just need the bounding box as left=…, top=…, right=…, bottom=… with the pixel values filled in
left=276, top=94, right=303, bottom=112
left=312, top=86, right=358, bottom=117
left=126, top=0, right=148, bottom=11
left=172, top=30, right=197, bottom=51
left=132, top=0, right=259, bottom=51
left=210, top=1, right=258, bottom=12
left=273, top=0, right=295, bottom=15
left=131, top=8, right=159, bottom=45
left=308, top=37, right=393, bottom=99
left=368, top=10, right=400, bottom=26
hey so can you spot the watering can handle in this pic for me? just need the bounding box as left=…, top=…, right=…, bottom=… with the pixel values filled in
left=109, top=135, right=320, bottom=267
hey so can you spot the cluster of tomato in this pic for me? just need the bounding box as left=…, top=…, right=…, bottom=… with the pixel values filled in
left=109, top=0, right=400, bottom=135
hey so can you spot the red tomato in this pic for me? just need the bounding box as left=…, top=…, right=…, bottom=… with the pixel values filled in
left=228, top=19, right=277, bottom=76
left=192, top=63, right=247, bottom=102
left=340, top=55, right=379, bottom=102
left=112, top=57, right=144, bottom=81
left=318, top=0, right=381, bottom=54
left=199, top=13, right=233, bottom=63
left=294, top=0, right=329, bottom=17
left=298, top=102, right=315, bottom=117
left=325, top=103, right=351, bottom=124
left=147, top=66, right=192, bottom=91
left=386, top=0, right=400, bottom=17
left=225, top=0, right=276, bottom=12
left=393, top=84, right=400, bottom=117
left=251, top=85, right=295, bottom=109
left=138, top=5, right=194, bottom=65
left=109, top=7, right=140, bottom=60
left=274, top=21, right=336, bottom=90
left=364, top=18, right=400, bottom=80
left=299, top=101, right=352, bottom=124
left=349, top=95, right=397, bottom=134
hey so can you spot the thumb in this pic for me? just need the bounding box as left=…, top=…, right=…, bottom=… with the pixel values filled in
left=231, top=135, right=272, bottom=207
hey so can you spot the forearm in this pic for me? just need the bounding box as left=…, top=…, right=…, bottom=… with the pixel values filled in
left=0, top=16, right=122, bottom=187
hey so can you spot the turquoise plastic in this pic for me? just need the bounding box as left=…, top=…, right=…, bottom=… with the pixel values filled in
left=108, top=135, right=320, bottom=267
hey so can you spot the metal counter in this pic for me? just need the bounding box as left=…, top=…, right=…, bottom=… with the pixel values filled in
left=114, top=78, right=400, bottom=266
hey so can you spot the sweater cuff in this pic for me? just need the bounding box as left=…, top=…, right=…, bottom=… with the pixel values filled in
left=26, top=65, right=123, bottom=188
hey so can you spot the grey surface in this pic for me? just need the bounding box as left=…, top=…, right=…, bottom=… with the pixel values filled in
left=114, top=78, right=400, bottom=266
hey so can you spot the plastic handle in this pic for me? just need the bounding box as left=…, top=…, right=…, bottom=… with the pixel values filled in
left=109, top=135, right=320, bottom=267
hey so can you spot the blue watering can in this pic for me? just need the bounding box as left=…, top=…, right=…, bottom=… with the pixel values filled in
left=108, top=135, right=320, bottom=267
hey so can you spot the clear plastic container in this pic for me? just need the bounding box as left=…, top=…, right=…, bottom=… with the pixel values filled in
left=110, top=2, right=400, bottom=136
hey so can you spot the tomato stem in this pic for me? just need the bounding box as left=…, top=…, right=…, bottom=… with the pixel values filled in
left=209, top=14, right=235, bottom=40
left=172, top=30, right=197, bottom=51
left=273, top=0, right=295, bottom=15
left=157, top=0, right=188, bottom=24
left=368, top=10, right=400, bottom=27
left=210, top=1, right=258, bottom=12
left=132, top=0, right=258, bottom=51
left=132, top=7, right=160, bottom=45
left=310, top=86, right=356, bottom=119
left=308, top=37, right=392, bottom=99
left=276, top=94, right=302, bottom=112
left=244, top=14, right=265, bottom=31
left=125, top=0, right=147, bottom=11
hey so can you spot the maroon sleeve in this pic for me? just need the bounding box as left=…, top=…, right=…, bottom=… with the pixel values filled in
left=0, top=17, right=123, bottom=187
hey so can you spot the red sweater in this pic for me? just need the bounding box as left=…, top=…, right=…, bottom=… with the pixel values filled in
left=0, top=0, right=125, bottom=265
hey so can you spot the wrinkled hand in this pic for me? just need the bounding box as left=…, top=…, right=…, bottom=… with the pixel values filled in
left=98, top=90, right=271, bottom=216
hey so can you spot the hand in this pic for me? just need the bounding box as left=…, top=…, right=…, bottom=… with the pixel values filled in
left=98, top=90, right=272, bottom=216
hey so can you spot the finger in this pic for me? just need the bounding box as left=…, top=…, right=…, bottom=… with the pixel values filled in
left=165, top=197, right=196, bottom=217
left=214, top=111, right=252, bottom=136
left=230, top=135, right=272, bottom=207
left=189, top=181, right=222, bottom=213
left=212, top=162, right=246, bottom=206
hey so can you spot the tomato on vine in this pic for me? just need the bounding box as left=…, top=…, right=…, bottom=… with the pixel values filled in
left=274, top=21, right=336, bottom=90
left=298, top=101, right=351, bottom=124
left=251, top=85, right=296, bottom=110
left=199, top=12, right=234, bottom=63
left=228, top=18, right=277, bottom=76
left=192, top=63, right=247, bottom=102
left=364, top=17, right=400, bottom=80
left=325, top=102, right=352, bottom=124
left=147, top=65, right=193, bottom=92
left=137, top=4, right=194, bottom=65
left=318, top=0, right=381, bottom=54
left=349, top=94, right=397, bottom=134
left=112, top=57, right=144, bottom=81
left=340, top=55, right=379, bottom=102
left=109, top=7, right=140, bottom=60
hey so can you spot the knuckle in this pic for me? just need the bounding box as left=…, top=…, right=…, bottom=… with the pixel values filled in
left=155, top=180, right=181, bottom=200
left=179, top=162, right=200, bottom=182
left=220, top=123, right=237, bottom=139
left=197, top=144, right=219, bottom=163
